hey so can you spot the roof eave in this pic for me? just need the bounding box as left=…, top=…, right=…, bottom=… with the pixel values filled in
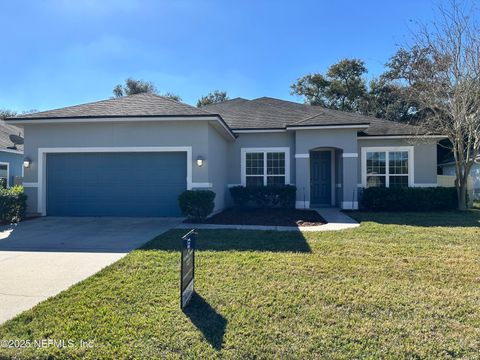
left=6, top=114, right=236, bottom=140
left=286, top=123, right=370, bottom=130
left=6, top=113, right=218, bottom=122
left=358, top=134, right=448, bottom=139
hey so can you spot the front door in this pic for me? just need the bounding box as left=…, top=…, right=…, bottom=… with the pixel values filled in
left=310, top=151, right=331, bottom=206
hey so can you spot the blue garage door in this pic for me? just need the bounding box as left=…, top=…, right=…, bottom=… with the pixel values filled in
left=46, top=152, right=187, bottom=217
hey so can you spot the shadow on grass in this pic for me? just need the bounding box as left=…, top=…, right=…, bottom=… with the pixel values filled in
left=347, top=210, right=480, bottom=228
left=183, top=292, right=227, bottom=351
left=141, top=229, right=312, bottom=253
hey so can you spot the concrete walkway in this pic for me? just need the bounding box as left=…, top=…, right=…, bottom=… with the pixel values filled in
left=0, top=217, right=181, bottom=324
left=176, top=208, right=359, bottom=232
left=314, top=208, right=359, bottom=231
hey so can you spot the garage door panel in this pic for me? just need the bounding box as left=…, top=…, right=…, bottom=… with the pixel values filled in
left=47, top=152, right=187, bottom=217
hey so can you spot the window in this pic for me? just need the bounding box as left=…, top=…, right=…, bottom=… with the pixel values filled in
left=242, top=148, right=289, bottom=186
left=362, top=147, right=412, bottom=188
left=245, top=152, right=264, bottom=187
left=0, top=163, right=8, bottom=187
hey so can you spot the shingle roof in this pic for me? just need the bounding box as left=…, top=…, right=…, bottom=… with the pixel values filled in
left=203, top=97, right=316, bottom=129
left=11, top=93, right=213, bottom=119
left=360, top=117, right=423, bottom=136
left=205, top=97, right=371, bottom=129
left=0, top=120, right=23, bottom=152
left=9, top=93, right=428, bottom=137
left=203, top=97, right=424, bottom=135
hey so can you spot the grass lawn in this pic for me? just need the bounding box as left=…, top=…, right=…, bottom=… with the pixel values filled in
left=0, top=211, right=479, bottom=359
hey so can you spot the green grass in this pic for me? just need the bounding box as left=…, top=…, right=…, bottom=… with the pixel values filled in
left=1, top=211, right=479, bottom=359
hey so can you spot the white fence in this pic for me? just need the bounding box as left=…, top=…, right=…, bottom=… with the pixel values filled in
left=437, top=175, right=475, bottom=205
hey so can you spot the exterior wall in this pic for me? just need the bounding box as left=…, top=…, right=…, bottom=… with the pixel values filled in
left=0, top=151, right=23, bottom=186
left=22, top=121, right=214, bottom=214
left=207, top=126, right=229, bottom=211
left=357, top=138, right=438, bottom=186
left=226, top=132, right=296, bottom=186
left=295, top=129, right=359, bottom=209
left=20, top=118, right=444, bottom=215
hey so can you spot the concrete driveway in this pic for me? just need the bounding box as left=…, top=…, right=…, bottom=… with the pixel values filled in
left=0, top=217, right=181, bottom=324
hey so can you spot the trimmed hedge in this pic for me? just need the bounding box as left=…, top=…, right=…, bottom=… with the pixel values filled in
left=0, top=185, right=27, bottom=223
left=229, top=185, right=297, bottom=208
left=360, top=187, right=458, bottom=211
left=178, top=190, right=216, bottom=220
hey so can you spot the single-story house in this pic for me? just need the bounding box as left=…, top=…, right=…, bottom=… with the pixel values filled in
left=6, top=93, right=445, bottom=216
left=439, top=157, right=480, bottom=200
left=0, top=120, right=24, bottom=187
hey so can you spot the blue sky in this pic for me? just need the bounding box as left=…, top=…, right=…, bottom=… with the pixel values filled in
left=0, top=0, right=440, bottom=112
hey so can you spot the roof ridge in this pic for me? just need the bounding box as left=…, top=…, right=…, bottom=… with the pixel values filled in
left=254, top=96, right=302, bottom=104
left=249, top=97, right=316, bottom=124
left=7, top=92, right=216, bottom=120
left=291, top=107, right=374, bottom=126
left=201, top=97, right=249, bottom=108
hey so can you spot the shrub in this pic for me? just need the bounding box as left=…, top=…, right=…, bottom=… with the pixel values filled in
left=229, top=185, right=297, bottom=208
left=0, top=178, right=6, bottom=189
left=178, top=190, right=215, bottom=220
left=360, top=187, right=458, bottom=211
left=0, top=185, right=27, bottom=223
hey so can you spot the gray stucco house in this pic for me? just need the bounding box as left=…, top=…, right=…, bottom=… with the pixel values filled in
left=0, top=120, right=24, bottom=187
left=6, top=93, right=444, bottom=216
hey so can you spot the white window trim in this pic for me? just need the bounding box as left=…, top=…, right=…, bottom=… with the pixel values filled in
left=0, top=162, right=10, bottom=187
left=361, top=146, right=414, bottom=188
left=36, top=146, right=193, bottom=216
left=241, top=147, right=290, bottom=186
left=191, top=182, right=213, bottom=188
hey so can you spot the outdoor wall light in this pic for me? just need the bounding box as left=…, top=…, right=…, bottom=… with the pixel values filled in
left=23, top=157, right=31, bottom=168
left=196, top=156, right=205, bottom=167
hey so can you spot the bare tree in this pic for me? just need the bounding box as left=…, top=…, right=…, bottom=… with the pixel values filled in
left=0, top=109, right=17, bottom=119
left=387, top=1, right=480, bottom=210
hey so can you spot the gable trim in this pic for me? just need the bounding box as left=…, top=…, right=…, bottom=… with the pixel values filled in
left=287, top=124, right=369, bottom=130
left=0, top=148, right=23, bottom=154
left=233, top=129, right=287, bottom=133
left=7, top=115, right=236, bottom=140
left=358, top=135, right=447, bottom=140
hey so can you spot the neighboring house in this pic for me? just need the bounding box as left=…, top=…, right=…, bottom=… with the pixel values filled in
left=6, top=94, right=444, bottom=216
left=439, top=157, right=480, bottom=200
left=0, top=120, right=24, bottom=187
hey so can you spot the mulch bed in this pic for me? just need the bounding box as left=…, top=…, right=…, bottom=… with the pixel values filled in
left=184, top=207, right=327, bottom=227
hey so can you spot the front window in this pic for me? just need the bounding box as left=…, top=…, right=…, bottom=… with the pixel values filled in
left=0, top=164, right=8, bottom=187
left=364, top=148, right=411, bottom=188
left=244, top=150, right=287, bottom=186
